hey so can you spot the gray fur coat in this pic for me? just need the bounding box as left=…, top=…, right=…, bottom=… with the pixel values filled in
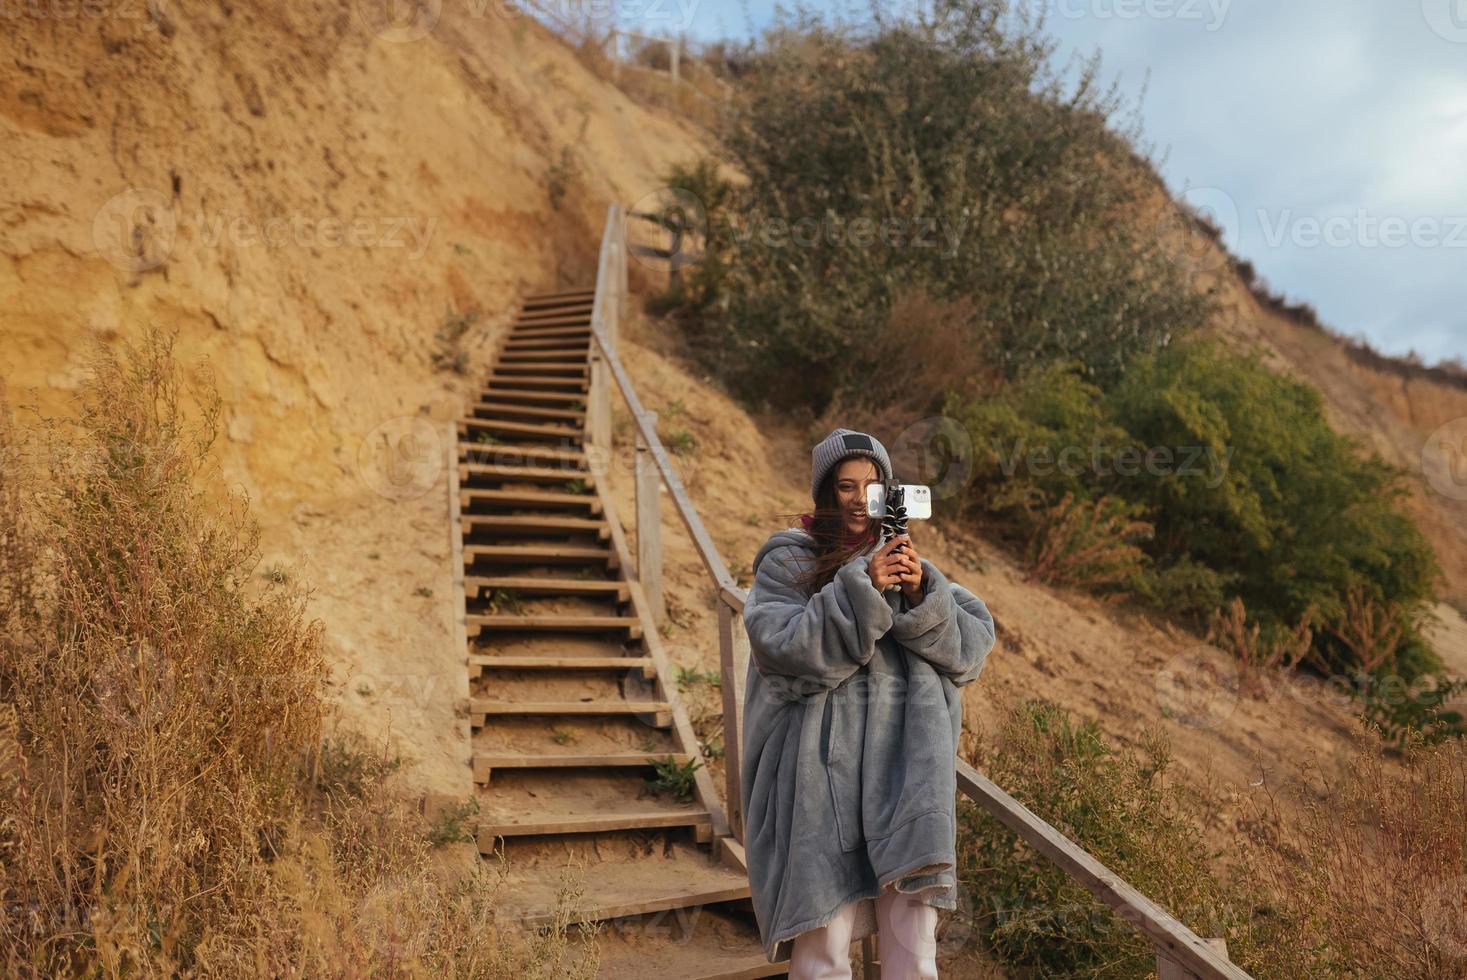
left=739, top=527, right=996, bottom=963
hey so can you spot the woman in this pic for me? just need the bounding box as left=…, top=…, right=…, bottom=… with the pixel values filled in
left=740, top=427, right=997, bottom=979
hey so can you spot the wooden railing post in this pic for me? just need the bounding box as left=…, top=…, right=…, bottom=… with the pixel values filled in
left=588, top=348, right=611, bottom=456
left=617, top=205, right=628, bottom=322
left=635, top=409, right=663, bottom=623
left=604, top=204, right=621, bottom=351
left=717, top=598, right=750, bottom=843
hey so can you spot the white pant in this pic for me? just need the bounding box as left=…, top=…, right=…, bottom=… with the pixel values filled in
left=788, top=880, right=939, bottom=979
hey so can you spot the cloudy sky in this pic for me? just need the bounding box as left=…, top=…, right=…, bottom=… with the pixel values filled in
left=628, top=0, right=1467, bottom=364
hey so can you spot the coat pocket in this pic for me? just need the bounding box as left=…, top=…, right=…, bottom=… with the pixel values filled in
left=822, top=690, right=865, bottom=852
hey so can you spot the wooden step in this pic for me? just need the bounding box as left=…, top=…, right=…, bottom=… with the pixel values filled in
left=469, top=401, right=586, bottom=423
left=490, top=839, right=752, bottom=930
left=508, top=333, right=592, bottom=348
left=463, top=440, right=589, bottom=463
left=503, top=340, right=590, bottom=354
left=512, top=321, right=592, bottom=334
left=471, top=700, right=671, bottom=726
left=520, top=297, right=592, bottom=309
left=520, top=300, right=594, bottom=315
left=497, top=349, right=588, bottom=362
left=493, top=361, right=589, bottom=376
left=518, top=301, right=592, bottom=316
left=462, top=514, right=609, bottom=538
left=473, top=387, right=586, bottom=406
left=467, top=614, right=642, bottom=639
left=512, top=317, right=592, bottom=330
left=484, top=374, right=588, bottom=391
left=510, top=325, right=593, bottom=341
left=477, top=806, right=710, bottom=845
left=459, top=489, right=600, bottom=514
left=465, top=574, right=625, bottom=599
left=473, top=750, right=683, bottom=784
left=458, top=416, right=583, bottom=442
left=462, top=543, right=617, bottom=568
left=460, top=440, right=583, bottom=462
left=467, top=654, right=653, bottom=681
left=515, top=306, right=592, bottom=323
left=457, top=446, right=588, bottom=470
left=593, top=905, right=790, bottom=980
left=522, top=288, right=595, bottom=307
left=457, top=461, right=593, bottom=486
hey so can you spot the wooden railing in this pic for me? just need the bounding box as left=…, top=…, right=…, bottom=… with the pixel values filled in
left=583, top=203, right=1252, bottom=980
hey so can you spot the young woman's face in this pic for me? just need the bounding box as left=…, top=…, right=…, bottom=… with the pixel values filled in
left=833, top=458, right=881, bottom=538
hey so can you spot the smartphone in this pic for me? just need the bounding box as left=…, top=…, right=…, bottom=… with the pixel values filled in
left=865, top=483, right=932, bottom=521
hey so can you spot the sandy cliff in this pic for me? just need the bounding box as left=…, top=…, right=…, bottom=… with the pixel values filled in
left=0, top=2, right=708, bottom=794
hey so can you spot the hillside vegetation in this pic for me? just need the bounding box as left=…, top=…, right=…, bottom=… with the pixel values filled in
left=654, top=0, right=1461, bottom=742
left=0, top=333, right=594, bottom=975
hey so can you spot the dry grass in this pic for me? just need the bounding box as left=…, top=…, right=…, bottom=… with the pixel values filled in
left=0, top=327, right=596, bottom=977
left=1205, top=596, right=1315, bottom=698
left=955, top=698, right=1311, bottom=977
left=815, top=290, right=991, bottom=439
left=957, top=698, right=1467, bottom=978
left=1240, top=727, right=1467, bottom=979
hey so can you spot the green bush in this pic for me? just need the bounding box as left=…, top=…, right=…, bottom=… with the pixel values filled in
left=1103, top=337, right=1439, bottom=658
left=644, top=157, right=731, bottom=321
left=956, top=700, right=1317, bottom=977
left=946, top=336, right=1444, bottom=683
left=658, top=0, right=1214, bottom=415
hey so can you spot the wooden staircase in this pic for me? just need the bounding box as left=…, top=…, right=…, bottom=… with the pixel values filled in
left=457, top=288, right=785, bottom=978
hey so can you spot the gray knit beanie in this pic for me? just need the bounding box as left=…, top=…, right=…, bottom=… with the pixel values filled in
left=810, top=428, right=893, bottom=501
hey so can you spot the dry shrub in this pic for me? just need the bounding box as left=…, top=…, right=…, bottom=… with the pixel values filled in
left=1027, top=490, right=1151, bottom=599
left=0, top=329, right=325, bottom=973
left=816, top=290, right=992, bottom=438
left=1240, top=728, right=1467, bottom=979
left=270, top=730, right=599, bottom=979
left=1205, top=596, right=1315, bottom=698
left=1323, top=580, right=1408, bottom=673
left=0, top=328, right=596, bottom=977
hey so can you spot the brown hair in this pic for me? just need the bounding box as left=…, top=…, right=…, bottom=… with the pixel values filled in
left=773, top=458, right=882, bottom=596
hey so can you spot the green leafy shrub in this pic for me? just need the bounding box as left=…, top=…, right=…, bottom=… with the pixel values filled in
left=657, top=1, right=1214, bottom=414
left=1102, top=338, right=1440, bottom=659
left=426, top=797, right=481, bottom=847
left=645, top=755, right=704, bottom=803
left=956, top=700, right=1316, bottom=977
left=1131, top=553, right=1239, bottom=622
left=946, top=336, right=1445, bottom=689
left=643, top=157, right=732, bottom=320
left=1360, top=673, right=1467, bottom=747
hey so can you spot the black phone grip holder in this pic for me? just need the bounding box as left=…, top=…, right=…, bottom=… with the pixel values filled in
left=878, top=482, right=909, bottom=593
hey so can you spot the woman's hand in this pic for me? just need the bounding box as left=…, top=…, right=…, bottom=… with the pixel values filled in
left=867, top=535, right=908, bottom=593
left=893, top=534, right=925, bottom=604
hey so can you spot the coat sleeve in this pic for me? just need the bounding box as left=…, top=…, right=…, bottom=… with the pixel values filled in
left=889, top=558, right=996, bottom=687
left=742, top=544, right=894, bottom=691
